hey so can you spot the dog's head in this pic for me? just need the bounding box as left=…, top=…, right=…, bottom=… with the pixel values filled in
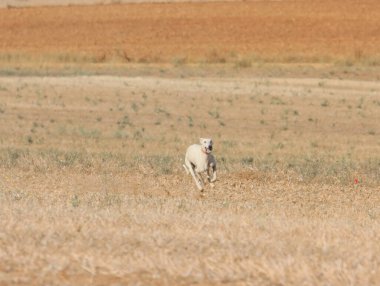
left=200, top=138, right=213, bottom=154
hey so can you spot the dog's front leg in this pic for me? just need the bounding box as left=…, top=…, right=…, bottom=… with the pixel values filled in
left=210, top=164, right=217, bottom=183
left=207, top=166, right=212, bottom=182
left=187, top=163, right=204, bottom=191
left=197, top=172, right=206, bottom=185
left=210, top=170, right=217, bottom=183
left=192, top=172, right=204, bottom=191
left=194, top=171, right=205, bottom=191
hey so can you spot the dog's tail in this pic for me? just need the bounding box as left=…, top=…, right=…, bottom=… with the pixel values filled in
left=182, top=164, right=190, bottom=175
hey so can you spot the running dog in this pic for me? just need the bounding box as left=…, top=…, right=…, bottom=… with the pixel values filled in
left=183, top=138, right=217, bottom=191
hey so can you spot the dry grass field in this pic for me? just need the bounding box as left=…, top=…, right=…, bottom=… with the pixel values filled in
left=1, top=1, right=380, bottom=285
left=1, top=75, right=380, bottom=285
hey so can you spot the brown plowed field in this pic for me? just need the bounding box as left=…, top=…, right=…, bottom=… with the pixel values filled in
left=1, top=0, right=380, bottom=62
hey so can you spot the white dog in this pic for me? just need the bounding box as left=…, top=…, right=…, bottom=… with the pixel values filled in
left=183, top=138, right=217, bottom=191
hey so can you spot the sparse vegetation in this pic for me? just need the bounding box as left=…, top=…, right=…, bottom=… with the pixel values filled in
left=235, top=57, right=252, bottom=68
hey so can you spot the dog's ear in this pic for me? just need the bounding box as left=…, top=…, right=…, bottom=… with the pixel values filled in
left=199, top=138, right=204, bottom=144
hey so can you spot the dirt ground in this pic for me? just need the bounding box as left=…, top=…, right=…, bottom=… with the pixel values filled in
left=1, top=0, right=380, bottom=63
